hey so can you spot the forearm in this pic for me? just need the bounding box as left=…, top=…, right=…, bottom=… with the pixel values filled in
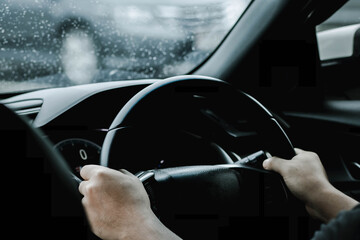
left=120, top=211, right=182, bottom=240
left=305, top=185, right=359, bottom=223
left=143, top=215, right=182, bottom=240
left=151, top=217, right=183, bottom=240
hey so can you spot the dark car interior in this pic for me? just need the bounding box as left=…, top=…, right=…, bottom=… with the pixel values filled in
left=0, top=0, right=359, bottom=239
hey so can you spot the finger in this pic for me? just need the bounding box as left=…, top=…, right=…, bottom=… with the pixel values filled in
left=262, top=156, right=288, bottom=175
left=78, top=180, right=87, bottom=196
left=294, top=148, right=305, bottom=155
left=80, top=164, right=101, bottom=180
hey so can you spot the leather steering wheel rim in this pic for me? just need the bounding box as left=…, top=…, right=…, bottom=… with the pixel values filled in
left=101, top=75, right=295, bottom=168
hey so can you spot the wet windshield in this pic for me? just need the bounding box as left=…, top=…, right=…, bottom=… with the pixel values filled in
left=0, top=0, right=251, bottom=93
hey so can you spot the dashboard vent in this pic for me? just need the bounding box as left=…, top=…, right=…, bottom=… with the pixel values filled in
left=3, top=99, right=43, bottom=124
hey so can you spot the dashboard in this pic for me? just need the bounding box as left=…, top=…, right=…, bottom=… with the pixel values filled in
left=1, top=80, right=156, bottom=176
left=2, top=79, right=243, bottom=177
left=1, top=79, right=359, bottom=202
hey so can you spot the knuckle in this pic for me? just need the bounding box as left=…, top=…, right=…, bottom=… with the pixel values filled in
left=86, top=183, right=98, bottom=196
left=267, top=158, right=274, bottom=166
left=266, top=157, right=276, bottom=168
left=78, top=181, right=83, bottom=189
left=312, top=152, right=320, bottom=159
left=94, top=169, right=107, bottom=180
left=306, top=151, right=319, bottom=160
left=78, top=182, right=85, bottom=194
left=81, top=197, right=88, bottom=206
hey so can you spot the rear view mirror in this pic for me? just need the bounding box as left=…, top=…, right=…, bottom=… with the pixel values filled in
left=317, top=23, right=360, bottom=64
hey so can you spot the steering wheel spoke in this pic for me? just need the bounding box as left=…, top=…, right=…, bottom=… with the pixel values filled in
left=134, top=163, right=289, bottom=223
left=236, top=150, right=272, bottom=169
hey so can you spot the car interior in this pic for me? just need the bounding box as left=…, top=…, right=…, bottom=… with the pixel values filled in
left=0, top=0, right=359, bottom=239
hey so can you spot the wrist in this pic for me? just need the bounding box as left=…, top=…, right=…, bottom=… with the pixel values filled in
left=143, top=211, right=182, bottom=240
left=118, top=209, right=182, bottom=240
left=305, top=185, right=359, bottom=222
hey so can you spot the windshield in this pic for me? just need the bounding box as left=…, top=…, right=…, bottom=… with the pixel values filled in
left=0, top=0, right=251, bottom=93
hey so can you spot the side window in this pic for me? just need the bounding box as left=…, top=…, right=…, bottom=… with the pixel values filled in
left=316, top=0, right=360, bottom=62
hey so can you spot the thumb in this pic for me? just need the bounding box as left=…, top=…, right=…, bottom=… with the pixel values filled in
left=263, top=157, right=288, bottom=175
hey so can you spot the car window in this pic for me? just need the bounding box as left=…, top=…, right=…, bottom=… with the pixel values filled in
left=0, top=0, right=251, bottom=93
left=316, top=0, right=360, bottom=61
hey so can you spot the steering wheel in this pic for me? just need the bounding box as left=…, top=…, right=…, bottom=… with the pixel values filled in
left=101, top=75, right=298, bottom=239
